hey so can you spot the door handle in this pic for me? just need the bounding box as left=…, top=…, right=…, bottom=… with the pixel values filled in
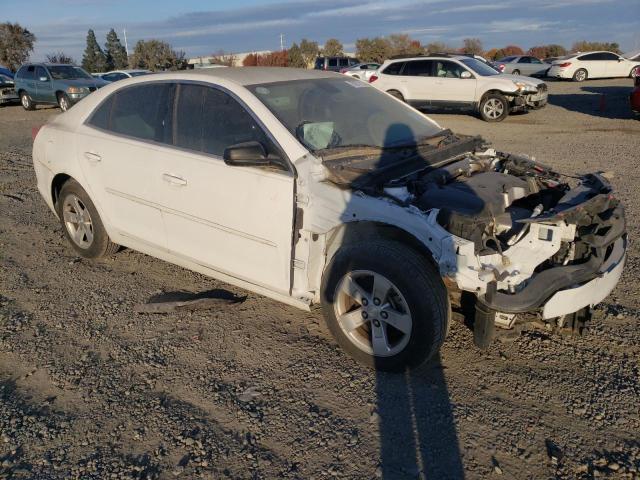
left=84, top=152, right=102, bottom=162
left=162, top=173, right=187, bottom=186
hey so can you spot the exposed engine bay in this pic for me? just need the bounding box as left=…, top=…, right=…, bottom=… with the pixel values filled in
left=318, top=132, right=627, bottom=344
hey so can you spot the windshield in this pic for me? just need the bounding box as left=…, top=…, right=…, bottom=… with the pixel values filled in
left=460, top=58, right=500, bottom=76
left=248, top=78, right=443, bottom=151
left=48, top=65, right=92, bottom=80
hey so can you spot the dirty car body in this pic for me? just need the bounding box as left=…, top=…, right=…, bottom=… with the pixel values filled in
left=32, top=68, right=626, bottom=369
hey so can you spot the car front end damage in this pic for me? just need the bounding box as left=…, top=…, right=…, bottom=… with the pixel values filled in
left=319, top=133, right=626, bottom=347
left=507, top=82, right=548, bottom=111
left=0, top=80, right=18, bottom=105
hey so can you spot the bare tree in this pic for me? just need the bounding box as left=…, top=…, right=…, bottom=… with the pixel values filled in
left=461, top=38, right=484, bottom=55
left=46, top=52, right=75, bottom=64
left=322, top=38, right=344, bottom=57
left=209, top=49, right=237, bottom=67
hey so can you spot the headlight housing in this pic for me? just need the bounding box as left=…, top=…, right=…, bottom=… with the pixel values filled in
left=66, top=86, right=89, bottom=94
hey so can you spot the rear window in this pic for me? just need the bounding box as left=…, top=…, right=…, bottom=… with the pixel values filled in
left=383, top=62, right=405, bottom=75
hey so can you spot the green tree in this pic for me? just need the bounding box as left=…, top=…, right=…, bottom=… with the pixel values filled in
left=299, top=38, right=319, bottom=66
left=461, top=38, right=484, bottom=55
left=0, top=22, right=36, bottom=71
left=45, top=52, right=75, bottom=64
left=288, top=43, right=307, bottom=68
left=355, top=37, right=391, bottom=63
left=129, top=39, right=185, bottom=71
left=104, top=28, right=128, bottom=70
left=322, top=38, right=344, bottom=56
left=82, top=29, right=108, bottom=73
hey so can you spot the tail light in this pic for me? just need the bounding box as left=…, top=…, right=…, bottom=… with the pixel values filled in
left=31, top=125, right=42, bottom=141
left=498, top=64, right=505, bottom=72
left=369, top=74, right=378, bottom=83
left=558, top=62, right=572, bottom=68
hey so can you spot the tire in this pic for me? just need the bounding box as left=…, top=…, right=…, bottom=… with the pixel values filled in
left=572, top=68, right=587, bottom=82
left=387, top=90, right=405, bottom=102
left=512, top=69, right=520, bottom=75
left=57, top=93, right=71, bottom=112
left=479, top=92, right=509, bottom=122
left=20, top=91, right=35, bottom=111
left=56, top=179, right=119, bottom=258
left=630, top=67, right=639, bottom=78
left=321, top=240, right=450, bottom=371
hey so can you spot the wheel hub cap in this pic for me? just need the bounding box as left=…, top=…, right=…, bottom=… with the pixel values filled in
left=334, top=270, right=412, bottom=357
left=62, top=194, right=94, bottom=249
left=484, top=99, right=504, bottom=119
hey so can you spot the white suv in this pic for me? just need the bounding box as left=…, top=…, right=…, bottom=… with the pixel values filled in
left=547, top=51, right=640, bottom=82
left=32, top=68, right=626, bottom=370
left=370, top=54, right=547, bottom=122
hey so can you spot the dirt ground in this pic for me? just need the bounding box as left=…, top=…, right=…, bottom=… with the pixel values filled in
left=1, top=78, right=639, bottom=480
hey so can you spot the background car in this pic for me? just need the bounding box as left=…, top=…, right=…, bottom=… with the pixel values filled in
left=100, top=69, right=152, bottom=82
left=548, top=51, right=640, bottom=82
left=314, top=56, right=360, bottom=72
left=370, top=54, right=547, bottom=121
left=496, top=55, right=548, bottom=76
left=14, top=63, right=108, bottom=111
left=631, top=67, right=640, bottom=116
left=340, top=62, right=380, bottom=81
left=0, top=71, right=19, bottom=105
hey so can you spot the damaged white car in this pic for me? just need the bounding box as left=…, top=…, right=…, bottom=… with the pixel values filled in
left=32, top=68, right=627, bottom=370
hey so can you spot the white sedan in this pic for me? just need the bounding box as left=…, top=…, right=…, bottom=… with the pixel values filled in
left=32, top=68, right=627, bottom=370
left=548, top=51, right=640, bottom=81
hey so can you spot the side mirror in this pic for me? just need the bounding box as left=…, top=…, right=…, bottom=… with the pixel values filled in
left=460, top=71, right=473, bottom=79
left=223, top=141, right=272, bottom=167
left=39, top=76, right=49, bottom=82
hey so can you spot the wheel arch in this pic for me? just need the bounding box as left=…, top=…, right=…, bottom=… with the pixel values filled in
left=51, top=172, right=73, bottom=208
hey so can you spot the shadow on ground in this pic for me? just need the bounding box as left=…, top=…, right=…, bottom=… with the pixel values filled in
left=549, top=84, right=635, bottom=120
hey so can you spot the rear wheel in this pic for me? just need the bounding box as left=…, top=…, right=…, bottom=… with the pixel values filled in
left=479, top=92, right=509, bottom=122
left=386, top=90, right=405, bottom=102
left=630, top=67, right=639, bottom=78
left=321, top=240, right=450, bottom=371
left=20, top=91, right=35, bottom=111
left=512, top=69, right=521, bottom=75
left=573, top=68, right=587, bottom=82
left=56, top=179, right=119, bottom=258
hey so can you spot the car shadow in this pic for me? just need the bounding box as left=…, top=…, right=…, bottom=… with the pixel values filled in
left=548, top=85, right=634, bottom=119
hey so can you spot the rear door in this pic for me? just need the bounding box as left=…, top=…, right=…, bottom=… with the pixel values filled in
left=400, top=60, right=435, bottom=106
left=429, top=60, right=476, bottom=107
left=526, top=56, right=547, bottom=76
left=577, top=53, right=606, bottom=78
left=76, top=82, right=175, bottom=249
left=159, top=83, right=295, bottom=293
left=34, top=66, right=54, bottom=103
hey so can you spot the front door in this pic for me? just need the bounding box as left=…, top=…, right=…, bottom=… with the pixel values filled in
left=34, top=66, right=54, bottom=103
left=76, top=82, right=175, bottom=249
left=158, top=83, right=295, bottom=293
left=429, top=60, right=477, bottom=107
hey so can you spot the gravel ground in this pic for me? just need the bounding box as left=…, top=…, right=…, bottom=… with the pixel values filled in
left=1, top=78, right=639, bottom=480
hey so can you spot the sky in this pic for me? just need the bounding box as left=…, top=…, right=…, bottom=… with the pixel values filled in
left=3, top=0, right=640, bottom=62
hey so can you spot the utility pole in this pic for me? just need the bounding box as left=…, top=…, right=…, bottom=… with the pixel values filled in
left=280, top=33, right=285, bottom=51
left=123, top=28, right=129, bottom=56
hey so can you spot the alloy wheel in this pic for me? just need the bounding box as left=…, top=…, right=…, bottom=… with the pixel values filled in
left=21, top=94, right=29, bottom=108
left=62, top=194, right=94, bottom=249
left=333, top=270, right=412, bottom=357
left=575, top=70, right=586, bottom=82
left=483, top=98, right=504, bottom=120
left=59, top=96, right=70, bottom=112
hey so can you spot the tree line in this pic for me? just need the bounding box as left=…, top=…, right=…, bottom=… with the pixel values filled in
left=0, top=21, right=627, bottom=73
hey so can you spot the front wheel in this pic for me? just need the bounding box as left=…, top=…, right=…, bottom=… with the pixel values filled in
left=386, top=90, right=405, bottom=102
left=573, top=68, right=587, bottom=82
left=56, top=179, right=119, bottom=258
left=20, top=92, right=35, bottom=111
left=512, top=69, right=520, bottom=75
left=58, top=93, right=71, bottom=112
left=479, top=93, right=509, bottom=122
left=321, top=240, right=450, bottom=371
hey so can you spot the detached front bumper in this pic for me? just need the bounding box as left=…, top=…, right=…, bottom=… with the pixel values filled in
left=0, top=87, right=18, bottom=104
left=510, top=85, right=548, bottom=111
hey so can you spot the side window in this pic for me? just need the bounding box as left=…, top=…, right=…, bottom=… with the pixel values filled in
left=601, top=52, right=619, bottom=61
left=175, top=84, right=271, bottom=158
left=383, top=62, right=404, bottom=75
left=35, top=66, right=48, bottom=80
left=15, top=67, right=24, bottom=79
left=518, top=57, right=531, bottom=64
left=531, top=57, right=543, bottom=64
left=435, top=60, right=464, bottom=78
left=110, top=83, right=174, bottom=143
left=24, top=66, right=35, bottom=80
left=403, top=60, right=433, bottom=77
left=578, top=53, right=598, bottom=61
left=328, top=58, right=338, bottom=67
left=88, top=95, right=114, bottom=130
